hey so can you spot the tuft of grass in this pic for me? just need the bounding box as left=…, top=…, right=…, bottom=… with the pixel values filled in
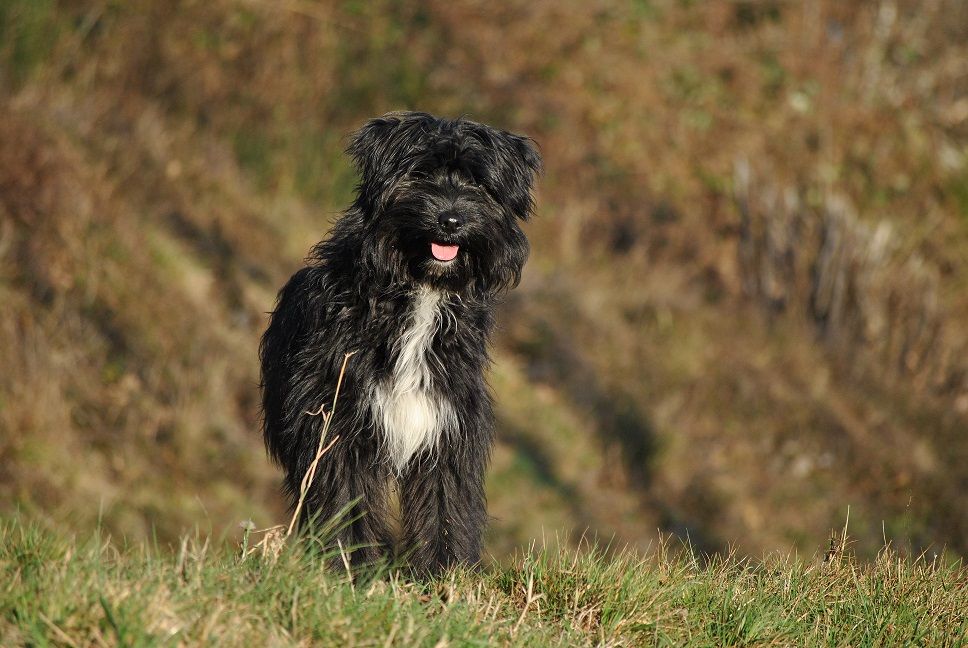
left=2, top=518, right=966, bottom=647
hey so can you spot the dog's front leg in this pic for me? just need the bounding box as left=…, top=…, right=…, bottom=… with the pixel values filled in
left=295, top=440, right=394, bottom=569
left=399, top=441, right=488, bottom=576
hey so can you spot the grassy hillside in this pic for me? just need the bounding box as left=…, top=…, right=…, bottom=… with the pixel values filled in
left=3, top=518, right=966, bottom=646
left=1, top=0, right=967, bottom=561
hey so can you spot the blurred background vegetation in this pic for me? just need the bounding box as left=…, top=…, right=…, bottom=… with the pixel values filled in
left=1, top=0, right=966, bottom=561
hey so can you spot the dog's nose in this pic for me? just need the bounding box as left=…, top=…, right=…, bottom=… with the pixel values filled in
left=437, top=211, right=464, bottom=232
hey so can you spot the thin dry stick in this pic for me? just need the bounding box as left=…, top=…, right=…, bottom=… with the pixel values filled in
left=840, top=505, right=851, bottom=554
left=38, top=613, right=79, bottom=648
left=512, top=572, right=545, bottom=636
left=337, top=539, right=355, bottom=588
left=286, top=351, right=356, bottom=538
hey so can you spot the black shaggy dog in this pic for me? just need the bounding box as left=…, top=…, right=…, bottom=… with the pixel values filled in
left=260, top=112, right=541, bottom=575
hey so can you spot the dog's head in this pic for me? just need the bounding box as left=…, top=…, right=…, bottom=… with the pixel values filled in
left=346, top=112, right=541, bottom=295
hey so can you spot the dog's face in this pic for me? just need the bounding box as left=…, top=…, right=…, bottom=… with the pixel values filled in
left=347, top=112, right=541, bottom=294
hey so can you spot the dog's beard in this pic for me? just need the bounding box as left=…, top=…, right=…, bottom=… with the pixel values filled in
left=361, top=207, right=527, bottom=295
left=392, top=218, right=481, bottom=291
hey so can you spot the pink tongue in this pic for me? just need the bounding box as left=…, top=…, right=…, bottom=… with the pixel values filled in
left=431, top=242, right=459, bottom=262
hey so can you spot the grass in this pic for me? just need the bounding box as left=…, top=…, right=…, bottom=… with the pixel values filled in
left=2, top=0, right=968, bottom=569
left=2, top=518, right=966, bottom=647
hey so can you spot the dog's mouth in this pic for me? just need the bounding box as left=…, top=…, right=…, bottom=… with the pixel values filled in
left=430, top=242, right=460, bottom=262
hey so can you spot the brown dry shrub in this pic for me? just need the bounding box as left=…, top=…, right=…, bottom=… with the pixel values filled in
left=0, top=105, right=281, bottom=538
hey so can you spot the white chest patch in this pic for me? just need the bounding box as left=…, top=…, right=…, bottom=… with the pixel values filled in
left=371, top=287, right=457, bottom=473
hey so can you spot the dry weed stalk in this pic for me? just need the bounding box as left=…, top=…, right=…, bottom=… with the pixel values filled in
left=239, top=352, right=355, bottom=563
left=287, top=351, right=355, bottom=537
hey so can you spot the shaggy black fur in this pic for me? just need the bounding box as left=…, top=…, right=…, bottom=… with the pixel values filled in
left=260, top=112, right=540, bottom=575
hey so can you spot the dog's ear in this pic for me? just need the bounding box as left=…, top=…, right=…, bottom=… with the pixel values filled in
left=347, top=115, right=405, bottom=210
left=490, top=130, right=542, bottom=221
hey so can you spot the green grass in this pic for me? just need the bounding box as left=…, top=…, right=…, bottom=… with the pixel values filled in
left=2, top=518, right=966, bottom=647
